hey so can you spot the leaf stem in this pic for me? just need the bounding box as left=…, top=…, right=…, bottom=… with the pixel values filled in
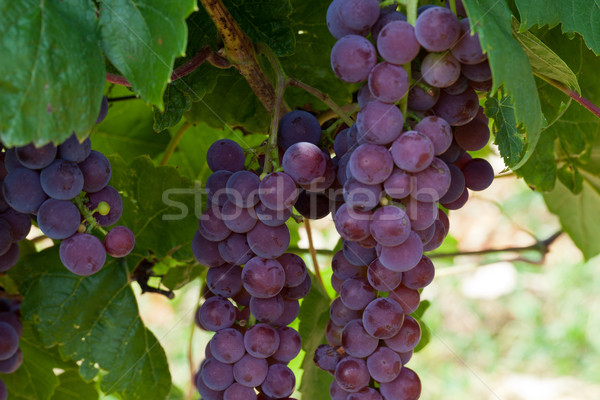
left=534, top=72, right=600, bottom=119
left=287, top=78, right=355, bottom=127
left=106, top=47, right=228, bottom=87
left=72, top=194, right=109, bottom=236
left=303, top=220, right=325, bottom=290
left=160, top=121, right=192, bottom=166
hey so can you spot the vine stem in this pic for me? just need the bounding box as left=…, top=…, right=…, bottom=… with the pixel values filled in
left=534, top=72, right=600, bottom=119
left=106, top=47, right=229, bottom=87
left=198, top=0, right=276, bottom=112
left=287, top=78, right=355, bottom=127
left=303, top=220, right=325, bottom=290
left=160, top=121, right=192, bottom=166
left=259, top=44, right=289, bottom=176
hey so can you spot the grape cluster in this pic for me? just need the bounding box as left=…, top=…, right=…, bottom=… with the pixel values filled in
left=318, top=1, right=495, bottom=399
left=0, top=298, right=22, bottom=400
left=192, top=130, right=325, bottom=399
left=0, top=96, right=135, bottom=276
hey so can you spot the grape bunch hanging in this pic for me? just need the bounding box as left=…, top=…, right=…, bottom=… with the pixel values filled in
left=0, top=96, right=135, bottom=277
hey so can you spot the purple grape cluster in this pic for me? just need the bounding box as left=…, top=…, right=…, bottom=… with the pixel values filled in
left=320, top=1, right=496, bottom=399
left=193, top=130, right=328, bottom=399
left=0, top=298, right=22, bottom=399
left=0, top=96, right=135, bottom=276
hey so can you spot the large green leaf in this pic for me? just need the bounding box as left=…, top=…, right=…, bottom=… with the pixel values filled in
left=298, top=272, right=332, bottom=399
left=51, top=371, right=99, bottom=400
left=463, top=0, right=543, bottom=169
left=99, top=0, right=196, bottom=108
left=514, top=0, right=600, bottom=55
left=10, top=250, right=172, bottom=400
left=0, top=0, right=105, bottom=147
left=107, top=156, right=199, bottom=263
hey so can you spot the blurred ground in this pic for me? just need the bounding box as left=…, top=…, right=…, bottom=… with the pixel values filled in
left=136, top=149, right=600, bottom=400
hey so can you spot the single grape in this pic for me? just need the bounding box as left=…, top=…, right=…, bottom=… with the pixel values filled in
left=348, top=144, right=394, bottom=185
left=331, top=35, right=377, bottom=83
left=439, top=164, right=466, bottom=204
left=201, top=358, right=234, bottom=391
left=334, top=203, right=371, bottom=242
left=282, top=142, right=327, bottom=186
left=207, top=139, right=245, bottom=172
left=356, top=101, right=403, bottom=145
left=379, top=367, right=421, bottom=400
left=407, top=80, right=440, bottom=111
left=218, top=233, right=254, bottom=266
left=226, top=171, right=261, bottom=208
left=469, top=78, right=493, bottom=92
left=104, top=225, right=136, bottom=258
left=441, top=186, right=469, bottom=210
left=414, top=116, right=453, bottom=156
left=192, top=230, right=226, bottom=268
left=87, top=186, right=123, bottom=226
left=443, top=74, right=470, bottom=95
left=338, top=0, right=380, bottom=31
left=15, top=142, right=57, bottom=169
left=402, top=255, right=435, bottom=290
left=246, top=222, right=290, bottom=259
left=389, top=285, right=421, bottom=315
left=357, top=84, right=376, bottom=109
left=198, top=296, right=237, bottom=331
left=370, top=206, right=412, bottom=247
left=385, top=315, right=422, bottom=353
left=37, top=199, right=81, bottom=240
left=343, top=178, right=382, bottom=211
left=368, top=62, right=409, bottom=104
left=366, top=346, right=402, bottom=383
left=294, top=190, right=332, bottom=220
left=210, top=328, right=246, bottom=364
left=271, top=297, right=299, bottom=326
left=196, top=371, right=223, bottom=400
left=327, top=0, right=366, bottom=39
left=58, top=133, right=92, bottom=163
left=276, top=253, right=307, bottom=288
left=342, top=240, right=376, bottom=267
left=199, top=207, right=232, bottom=242
left=383, top=169, right=413, bottom=200
left=414, top=6, right=460, bottom=52
left=272, top=326, right=302, bottom=363
left=391, top=131, right=434, bottom=173
left=411, top=157, right=451, bottom=202
left=420, top=52, right=461, bottom=88
left=378, top=231, right=423, bottom=272
left=39, top=159, right=84, bottom=200
left=3, top=167, right=48, bottom=213
left=451, top=18, right=487, bottom=65
left=454, top=118, right=490, bottom=151
left=367, top=258, right=403, bottom=292
left=280, top=274, right=311, bottom=299
left=244, top=323, right=280, bottom=358
left=433, top=88, right=479, bottom=126
left=326, top=319, right=344, bottom=347
left=342, top=319, right=379, bottom=358
left=241, top=256, right=285, bottom=298
left=332, top=250, right=366, bottom=280
left=0, top=209, right=30, bottom=242
left=371, top=8, right=406, bottom=43
left=260, top=364, right=295, bottom=399
left=233, top=354, right=268, bottom=388
left=0, top=347, right=22, bottom=374
left=335, top=356, right=370, bottom=393
left=59, top=233, right=106, bottom=276
left=0, top=322, right=18, bottom=360
left=206, top=170, right=233, bottom=208
left=330, top=380, right=351, bottom=400
left=362, top=297, right=404, bottom=339
left=462, top=158, right=494, bottom=191
left=278, top=110, right=322, bottom=150
left=206, top=264, right=243, bottom=298
left=223, top=383, right=255, bottom=400
left=461, top=59, right=492, bottom=82
left=377, top=21, right=420, bottom=65
left=78, top=150, right=112, bottom=193
left=3, top=148, right=23, bottom=173
left=249, top=295, right=284, bottom=323
left=258, top=172, right=299, bottom=211
left=340, top=277, right=376, bottom=310
left=314, top=344, right=340, bottom=374
left=330, top=297, right=362, bottom=327
left=0, top=244, right=19, bottom=273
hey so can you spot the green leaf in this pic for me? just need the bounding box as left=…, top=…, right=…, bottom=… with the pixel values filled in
left=511, top=19, right=580, bottom=92
left=107, top=156, right=199, bottom=263
left=0, top=0, right=105, bottom=147
left=298, top=271, right=331, bottom=399
left=51, top=371, right=99, bottom=400
left=281, top=0, right=356, bottom=111
left=93, top=90, right=171, bottom=161
left=412, top=300, right=431, bottom=352
left=185, top=70, right=270, bottom=133
left=515, top=128, right=558, bottom=191
left=153, top=85, right=192, bottom=132
left=10, top=249, right=172, bottom=400
left=1, top=323, right=74, bottom=400
left=162, top=264, right=204, bottom=291
left=514, top=0, right=600, bottom=55
left=223, top=0, right=295, bottom=57
left=485, top=94, right=525, bottom=166
left=99, top=0, right=196, bottom=108
left=463, top=0, right=543, bottom=169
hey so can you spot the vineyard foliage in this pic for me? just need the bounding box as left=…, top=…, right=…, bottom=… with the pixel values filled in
left=0, top=0, right=600, bottom=398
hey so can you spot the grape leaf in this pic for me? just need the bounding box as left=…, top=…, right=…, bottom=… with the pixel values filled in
left=281, top=0, right=356, bottom=111
left=107, top=156, right=199, bottom=263
left=298, top=271, right=332, bottom=399
left=153, top=85, right=192, bottom=132
left=99, top=0, right=196, bottom=108
left=463, top=0, right=543, bottom=169
left=514, top=0, right=600, bottom=55
left=511, top=19, right=580, bottom=92
left=223, top=0, right=295, bottom=57
left=0, top=0, right=105, bottom=147
left=1, top=323, right=76, bottom=400
left=485, top=94, right=525, bottom=167
left=51, top=371, right=99, bottom=400
left=93, top=87, right=171, bottom=161
left=10, top=250, right=172, bottom=400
